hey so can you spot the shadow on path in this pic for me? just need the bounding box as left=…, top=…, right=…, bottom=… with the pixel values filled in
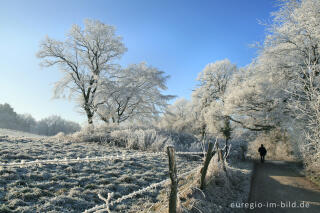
left=247, top=160, right=320, bottom=213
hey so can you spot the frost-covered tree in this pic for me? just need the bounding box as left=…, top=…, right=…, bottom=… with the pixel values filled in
left=259, top=0, right=320, bottom=171
left=194, top=59, right=236, bottom=105
left=0, top=103, right=20, bottom=130
left=228, top=0, right=320, bottom=174
left=18, top=114, right=37, bottom=132
left=288, top=62, right=320, bottom=171
left=160, top=98, right=192, bottom=132
left=192, top=59, right=237, bottom=144
left=259, top=0, right=320, bottom=99
left=33, top=115, right=81, bottom=136
left=0, top=103, right=80, bottom=135
left=37, top=19, right=127, bottom=125
left=96, top=63, right=174, bottom=123
left=224, top=63, right=287, bottom=132
left=224, top=0, right=320, bottom=131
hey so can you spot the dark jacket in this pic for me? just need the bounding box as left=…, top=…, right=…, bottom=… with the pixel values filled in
left=258, top=147, right=267, bottom=156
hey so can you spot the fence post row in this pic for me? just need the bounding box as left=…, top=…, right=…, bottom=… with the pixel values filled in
left=200, top=142, right=216, bottom=190
left=167, top=146, right=180, bottom=213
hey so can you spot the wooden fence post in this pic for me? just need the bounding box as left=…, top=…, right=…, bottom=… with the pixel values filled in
left=200, top=142, right=215, bottom=190
left=167, top=146, right=179, bottom=213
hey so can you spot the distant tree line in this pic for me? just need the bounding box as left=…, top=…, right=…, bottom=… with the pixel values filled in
left=0, top=103, right=81, bottom=136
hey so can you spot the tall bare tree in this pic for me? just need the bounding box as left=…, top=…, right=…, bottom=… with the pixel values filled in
left=37, top=19, right=127, bottom=125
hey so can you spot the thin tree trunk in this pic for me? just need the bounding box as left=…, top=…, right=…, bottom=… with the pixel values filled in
left=200, top=142, right=215, bottom=190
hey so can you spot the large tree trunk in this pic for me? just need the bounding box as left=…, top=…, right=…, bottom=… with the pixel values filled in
left=87, top=116, right=93, bottom=125
left=86, top=112, right=94, bottom=133
left=84, top=107, right=94, bottom=125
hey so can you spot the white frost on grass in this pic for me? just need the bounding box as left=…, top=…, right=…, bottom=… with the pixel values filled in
left=136, top=157, right=253, bottom=213
left=190, top=160, right=253, bottom=213
left=0, top=136, right=202, bottom=212
left=0, top=128, right=45, bottom=138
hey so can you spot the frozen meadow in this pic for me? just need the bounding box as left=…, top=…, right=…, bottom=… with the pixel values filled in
left=0, top=129, right=252, bottom=212
left=0, top=132, right=201, bottom=212
left=0, top=129, right=45, bottom=138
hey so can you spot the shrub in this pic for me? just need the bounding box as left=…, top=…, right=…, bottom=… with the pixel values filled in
left=67, top=124, right=200, bottom=152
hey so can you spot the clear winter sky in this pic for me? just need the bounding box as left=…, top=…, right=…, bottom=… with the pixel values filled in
left=0, top=0, right=277, bottom=125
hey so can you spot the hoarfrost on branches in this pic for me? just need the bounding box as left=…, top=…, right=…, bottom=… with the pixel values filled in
left=96, top=62, right=174, bottom=124
left=37, top=19, right=127, bottom=125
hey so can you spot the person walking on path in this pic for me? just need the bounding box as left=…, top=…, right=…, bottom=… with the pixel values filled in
left=258, top=144, right=267, bottom=163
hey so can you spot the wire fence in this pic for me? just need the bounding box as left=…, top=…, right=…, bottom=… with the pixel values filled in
left=82, top=145, right=230, bottom=213
left=83, top=166, right=201, bottom=213
left=0, top=149, right=204, bottom=213
left=0, top=151, right=203, bottom=168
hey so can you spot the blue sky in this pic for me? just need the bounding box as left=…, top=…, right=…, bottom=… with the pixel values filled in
left=0, top=0, right=276, bottom=125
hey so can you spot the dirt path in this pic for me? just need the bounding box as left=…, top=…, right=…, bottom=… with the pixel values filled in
left=248, top=161, right=320, bottom=213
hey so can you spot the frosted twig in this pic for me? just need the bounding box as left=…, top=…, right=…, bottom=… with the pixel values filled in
left=83, top=178, right=169, bottom=213
left=96, top=193, right=113, bottom=213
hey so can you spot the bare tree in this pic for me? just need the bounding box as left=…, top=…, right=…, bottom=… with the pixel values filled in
left=96, top=63, right=174, bottom=123
left=192, top=59, right=237, bottom=142
left=194, top=59, right=236, bottom=106
left=224, top=64, right=285, bottom=132
left=37, top=19, right=127, bottom=125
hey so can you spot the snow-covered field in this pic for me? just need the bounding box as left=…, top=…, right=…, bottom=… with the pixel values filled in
left=0, top=133, right=202, bottom=212
left=0, top=128, right=45, bottom=138
left=0, top=129, right=253, bottom=212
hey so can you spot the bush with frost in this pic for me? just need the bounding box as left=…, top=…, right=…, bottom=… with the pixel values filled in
left=66, top=123, right=199, bottom=152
